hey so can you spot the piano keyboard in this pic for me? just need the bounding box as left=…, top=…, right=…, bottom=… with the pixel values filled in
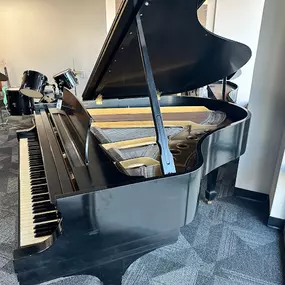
left=19, top=136, right=60, bottom=247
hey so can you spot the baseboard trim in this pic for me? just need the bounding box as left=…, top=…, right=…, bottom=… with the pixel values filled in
left=234, top=187, right=269, bottom=202
left=268, top=216, right=284, bottom=230
left=234, top=188, right=284, bottom=231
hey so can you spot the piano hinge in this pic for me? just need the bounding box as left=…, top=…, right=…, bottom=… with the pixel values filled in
left=96, top=94, right=103, bottom=105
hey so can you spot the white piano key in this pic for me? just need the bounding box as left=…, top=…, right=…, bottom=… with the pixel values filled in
left=19, top=138, right=59, bottom=247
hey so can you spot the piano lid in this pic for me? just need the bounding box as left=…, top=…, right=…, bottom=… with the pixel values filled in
left=82, top=0, right=251, bottom=100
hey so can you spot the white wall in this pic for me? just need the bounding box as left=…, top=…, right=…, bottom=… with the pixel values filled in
left=236, top=0, right=285, bottom=201
left=270, top=139, right=285, bottom=219
left=106, top=0, right=116, bottom=32
left=205, top=0, right=217, bottom=32
left=0, top=0, right=107, bottom=97
left=214, top=0, right=265, bottom=106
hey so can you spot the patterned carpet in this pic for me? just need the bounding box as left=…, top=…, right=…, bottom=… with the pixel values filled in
left=0, top=119, right=283, bottom=285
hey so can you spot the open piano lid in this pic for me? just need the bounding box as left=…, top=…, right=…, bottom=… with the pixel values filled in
left=82, top=0, right=251, bottom=100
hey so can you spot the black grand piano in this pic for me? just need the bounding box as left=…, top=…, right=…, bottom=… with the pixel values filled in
left=13, top=0, right=251, bottom=284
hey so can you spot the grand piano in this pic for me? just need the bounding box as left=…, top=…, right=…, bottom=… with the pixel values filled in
left=13, top=0, right=251, bottom=284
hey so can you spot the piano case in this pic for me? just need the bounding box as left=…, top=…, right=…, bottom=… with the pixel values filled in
left=13, top=0, right=251, bottom=284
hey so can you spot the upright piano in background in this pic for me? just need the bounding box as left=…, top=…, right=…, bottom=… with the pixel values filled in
left=13, top=0, right=251, bottom=284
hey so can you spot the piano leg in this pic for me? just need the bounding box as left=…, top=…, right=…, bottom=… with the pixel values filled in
left=205, top=168, right=219, bottom=203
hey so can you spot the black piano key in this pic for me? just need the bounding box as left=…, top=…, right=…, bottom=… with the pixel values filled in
left=29, top=153, right=42, bottom=156
left=32, top=194, right=50, bottom=202
left=30, top=176, right=45, bottom=181
left=32, top=203, right=53, bottom=211
left=29, top=153, right=41, bottom=157
left=28, top=148, right=41, bottom=152
left=30, top=161, right=43, bottom=167
left=29, top=157, right=43, bottom=162
left=32, top=201, right=51, bottom=208
left=30, top=169, right=44, bottom=173
left=34, top=221, right=58, bottom=232
left=29, top=158, right=42, bottom=162
left=32, top=190, right=48, bottom=196
left=33, top=203, right=55, bottom=214
left=33, top=212, right=58, bottom=223
left=29, top=150, right=41, bottom=154
left=30, top=171, right=45, bottom=179
left=30, top=175, right=45, bottom=181
left=34, top=227, right=58, bottom=237
left=28, top=146, right=41, bottom=151
left=31, top=178, right=47, bottom=185
left=30, top=169, right=45, bottom=174
left=33, top=206, right=55, bottom=214
left=34, top=229, right=56, bottom=237
left=31, top=184, right=48, bottom=190
left=31, top=180, right=48, bottom=191
left=29, top=154, right=42, bottom=158
left=28, top=142, right=39, bottom=147
left=32, top=188, right=48, bottom=194
left=29, top=161, right=44, bottom=167
left=28, top=148, right=40, bottom=152
left=28, top=139, right=39, bottom=144
left=30, top=163, right=44, bottom=168
left=30, top=166, right=44, bottom=172
left=29, top=150, right=41, bottom=155
left=34, top=224, right=59, bottom=237
left=29, top=156, right=43, bottom=161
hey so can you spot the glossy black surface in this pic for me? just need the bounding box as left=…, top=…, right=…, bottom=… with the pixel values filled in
left=207, top=80, right=239, bottom=102
left=205, top=168, right=219, bottom=202
left=6, top=88, right=34, bottom=115
left=20, top=70, right=47, bottom=98
left=14, top=92, right=250, bottom=285
left=83, top=0, right=251, bottom=100
left=53, top=69, right=78, bottom=91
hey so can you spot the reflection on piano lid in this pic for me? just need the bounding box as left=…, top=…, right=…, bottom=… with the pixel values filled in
left=14, top=0, right=252, bottom=285
left=207, top=80, right=239, bottom=102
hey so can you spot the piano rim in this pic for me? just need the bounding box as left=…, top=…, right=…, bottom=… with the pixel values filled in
left=57, top=102, right=251, bottom=197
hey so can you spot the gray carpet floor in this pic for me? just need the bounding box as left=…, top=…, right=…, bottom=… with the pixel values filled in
left=0, top=119, right=283, bottom=285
